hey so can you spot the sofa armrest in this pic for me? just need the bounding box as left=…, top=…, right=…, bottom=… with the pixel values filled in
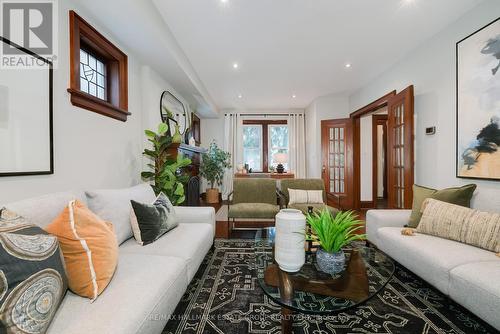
left=366, top=209, right=411, bottom=247
left=174, top=206, right=216, bottom=236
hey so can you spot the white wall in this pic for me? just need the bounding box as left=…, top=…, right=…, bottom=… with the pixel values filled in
left=305, top=94, right=350, bottom=178
left=349, top=0, right=500, bottom=211
left=0, top=1, right=191, bottom=203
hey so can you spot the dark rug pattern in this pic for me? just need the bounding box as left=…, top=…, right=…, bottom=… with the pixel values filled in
left=163, top=239, right=498, bottom=334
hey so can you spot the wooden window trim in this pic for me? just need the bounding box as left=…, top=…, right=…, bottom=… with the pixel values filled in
left=242, top=120, right=287, bottom=172
left=67, top=10, right=130, bottom=121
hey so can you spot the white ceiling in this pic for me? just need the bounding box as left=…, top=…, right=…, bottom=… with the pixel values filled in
left=154, top=0, right=484, bottom=110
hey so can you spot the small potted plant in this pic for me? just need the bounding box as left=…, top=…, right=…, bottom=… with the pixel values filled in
left=306, top=209, right=366, bottom=275
left=200, top=141, right=231, bottom=203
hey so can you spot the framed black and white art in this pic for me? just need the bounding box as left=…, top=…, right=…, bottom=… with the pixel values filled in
left=457, top=17, right=500, bottom=181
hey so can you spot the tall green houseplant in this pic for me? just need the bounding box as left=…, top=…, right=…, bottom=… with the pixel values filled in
left=141, top=123, right=191, bottom=205
left=199, top=141, right=231, bottom=203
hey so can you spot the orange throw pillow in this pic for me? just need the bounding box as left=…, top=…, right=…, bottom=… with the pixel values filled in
left=46, top=200, right=118, bottom=300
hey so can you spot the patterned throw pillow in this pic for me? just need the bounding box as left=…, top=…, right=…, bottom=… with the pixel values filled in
left=130, top=192, right=178, bottom=245
left=417, top=199, right=500, bottom=253
left=288, top=189, right=324, bottom=205
left=0, top=208, right=68, bottom=334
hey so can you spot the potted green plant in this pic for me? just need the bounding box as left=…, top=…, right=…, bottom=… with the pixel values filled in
left=306, top=209, right=366, bottom=274
left=141, top=122, right=192, bottom=205
left=199, top=141, right=231, bottom=203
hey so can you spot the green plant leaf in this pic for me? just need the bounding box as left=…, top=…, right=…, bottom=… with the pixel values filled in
left=145, top=130, right=156, bottom=138
left=158, top=122, right=168, bottom=135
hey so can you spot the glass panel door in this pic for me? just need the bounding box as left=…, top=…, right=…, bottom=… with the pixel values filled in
left=321, top=119, right=353, bottom=209
left=387, top=86, right=414, bottom=209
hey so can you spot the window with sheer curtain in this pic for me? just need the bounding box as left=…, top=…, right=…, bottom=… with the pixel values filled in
left=242, top=120, right=288, bottom=172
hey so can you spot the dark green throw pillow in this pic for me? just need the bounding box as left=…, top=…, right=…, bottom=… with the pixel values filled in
left=408, top=184, right=477, bottom=228
left=130, top=192, right=178, bottom=245
left=0, top=208, right=68, bottom=334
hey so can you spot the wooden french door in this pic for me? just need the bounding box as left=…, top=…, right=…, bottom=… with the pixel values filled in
left=321, top=119, right=354, bottom=209
left=387, top=86, right=414, bottom=209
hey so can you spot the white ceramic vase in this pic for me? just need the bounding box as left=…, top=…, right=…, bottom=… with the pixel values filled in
left=275, top=209, right=306, bottom=272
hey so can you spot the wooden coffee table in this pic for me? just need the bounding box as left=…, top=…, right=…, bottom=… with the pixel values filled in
left=255, top=228, right=395, bottom=334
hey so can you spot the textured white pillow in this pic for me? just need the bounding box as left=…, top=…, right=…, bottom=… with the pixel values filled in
left=85, top=183, right=156, bottom=245
left=288, top=189, right=324, bottom=205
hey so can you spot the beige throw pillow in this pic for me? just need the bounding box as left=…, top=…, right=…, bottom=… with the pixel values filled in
left=417, top=198, right=500, bottom=253
left=288, top=189, right=323, bottom=205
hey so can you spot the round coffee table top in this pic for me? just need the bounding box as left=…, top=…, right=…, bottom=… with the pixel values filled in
left=255, top=228, right=395, bottom=315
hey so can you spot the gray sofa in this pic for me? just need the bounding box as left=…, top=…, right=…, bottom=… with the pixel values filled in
left=367, top=209, right=500, bottom=331
left=3, top=184, right=215, bottom=334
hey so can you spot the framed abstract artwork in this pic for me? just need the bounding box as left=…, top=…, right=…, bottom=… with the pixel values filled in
left=457, top=17, right=500, bottom=181
left=0, top=37, right=53, bottom=177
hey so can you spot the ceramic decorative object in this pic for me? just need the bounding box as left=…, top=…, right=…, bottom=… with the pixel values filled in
left=316, top=248, right=345, bottom=275
left=189, top=136, right=196, bottom=146
left=172, top=124, right=182, bottom=143
left=237, top=164, right=244, bottom=173
left=275, top=209, right=306, bottom=272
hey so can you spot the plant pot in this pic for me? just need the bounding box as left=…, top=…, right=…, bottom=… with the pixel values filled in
left=206, top=188, right=219, bottom=203
left=316, top=247, right=345, bottom=275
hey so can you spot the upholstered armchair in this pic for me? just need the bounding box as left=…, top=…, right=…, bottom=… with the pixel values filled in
left=278, top=179, right=339, bottom=216
left=227, top=178, right=281, bottom=229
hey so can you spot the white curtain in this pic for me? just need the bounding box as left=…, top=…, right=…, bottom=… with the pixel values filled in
left=222, top=113, right=242, bottom=199
left=288, top=113, right=306, bottom=178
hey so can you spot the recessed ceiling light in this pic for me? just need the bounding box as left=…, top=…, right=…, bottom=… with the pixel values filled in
left=232, top=62, right=239, bottom=69
left=345, top=63, right=352, bottom=68
left=237, top=94, right=243, bottom=99
left=292, top=94, right=297, bottom=99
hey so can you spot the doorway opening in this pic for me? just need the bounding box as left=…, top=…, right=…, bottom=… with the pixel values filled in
left=373, top=113, right=388, bottom=209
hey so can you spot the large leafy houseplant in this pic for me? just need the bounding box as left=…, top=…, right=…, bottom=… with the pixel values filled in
left=306, top=209, right=366, bottom=274
left=141, top=123, right=191, bottom=205
left=199, top=141, right=231, bottom=203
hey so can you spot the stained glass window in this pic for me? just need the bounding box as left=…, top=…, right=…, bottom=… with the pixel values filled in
left=80, top=49, right=106, bottom=100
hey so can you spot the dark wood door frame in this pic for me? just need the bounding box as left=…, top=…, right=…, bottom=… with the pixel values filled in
left=350, top=91, right=396, bottom=210
left=372, top=115, right=388, bottom=207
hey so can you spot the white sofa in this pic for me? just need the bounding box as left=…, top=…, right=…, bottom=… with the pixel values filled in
left=367, top=210, right=500, bottom=331
left=3, top=185, right=215, bottom=334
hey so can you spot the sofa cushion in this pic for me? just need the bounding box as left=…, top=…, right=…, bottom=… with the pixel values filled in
left=232, top=179, right=277, bottom=205
left=289, top=203, right=338, bottom=216
left=417, top=199, right=500, bottom=253
left=130, top=193, right=178, bottom=246
left=288, top=189, right=323, bottom=205
left=4, top=191, right=87, bottom=229
left=0, top=209, right=68, bottom=334
left=85, top=184, right=156, bottom=245
left=408, top=184, right=476, bottom=228
left=119, top=223, right=213, bottom=282
left=46, top=200, right=118, bottom=300
left=47, top=253, right=188, bottom=334
left=228, top=203, right=280, bottom=219
left=366, top=209, right=411, bottom=247
left=376, top=227, right=498, bottom=294
left=449, top=262, right=500, bottom=331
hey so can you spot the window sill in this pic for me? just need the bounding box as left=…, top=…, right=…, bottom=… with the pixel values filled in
left=67, top=88, right=130, bottom=121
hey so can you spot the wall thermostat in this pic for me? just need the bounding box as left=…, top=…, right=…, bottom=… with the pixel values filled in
left=425, top=127, right=436, bottom=135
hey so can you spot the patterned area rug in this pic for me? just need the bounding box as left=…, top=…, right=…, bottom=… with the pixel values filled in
left=163, top=239, right=497, bottom=334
